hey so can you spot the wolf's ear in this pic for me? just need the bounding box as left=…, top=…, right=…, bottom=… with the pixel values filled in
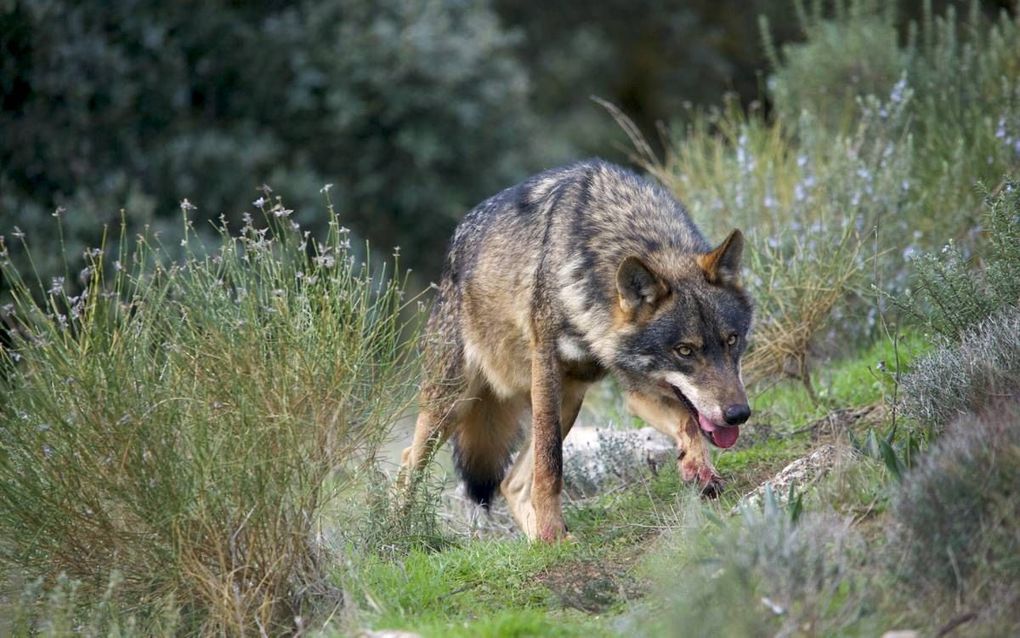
left=617, top=256, right=668, bottom=315
left=698, top=229, right=743, bottom=286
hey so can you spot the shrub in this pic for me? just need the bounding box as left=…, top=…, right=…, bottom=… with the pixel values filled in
left=901, top=307, right=1020, bottom=431
left=763, top=1, right=904, bottom=132
left=906, top=180, right=1020, bottom=340
left=613, top=0, right=1020, bottom=391
left=890, top=401, right=1020, bottom=634
left=763, top=0, right=1020, bottom=238
left=640, top=495, right=870, bottom=637
left=0, top=197, right=420, bottom=633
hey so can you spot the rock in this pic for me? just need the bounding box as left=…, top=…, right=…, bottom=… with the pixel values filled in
left=736, top=443, right=843, bottom=510
left=362, top=631, right=423, bottom=638
left=562, top=426, right=675, bottom=498
left=437, top=426, right=677, bottom=537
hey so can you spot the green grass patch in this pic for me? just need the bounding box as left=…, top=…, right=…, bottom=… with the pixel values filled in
left=565, top=464, right=682, bottom=544
left=752, top=331, right=929, bottom=430
left=348, top=540, right=571, bottom=624
left=344, top=531, right=620, bottom=635
left=386, top=609, right=608, bottom=638
left=344, top=467, right=689, bottom=635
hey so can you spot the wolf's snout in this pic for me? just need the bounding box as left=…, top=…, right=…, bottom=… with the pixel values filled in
left=723, top=404, right=751, bottom=425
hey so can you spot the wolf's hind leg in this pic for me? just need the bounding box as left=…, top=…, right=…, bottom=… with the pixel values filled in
left=401, top=405, right=456, bottom=473
left=501, top=380, right=587, bottom=540
left=400, top=287, right=470, bottom=475
left=625, top=390, right=723, bottom=497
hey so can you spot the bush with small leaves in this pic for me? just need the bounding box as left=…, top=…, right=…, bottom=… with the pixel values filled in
left=0, top=196, right=421, bottom=633
left=901, top=307, right=1020, bottom=431
left=890, top=401, right=1020, bottom=634
left=906, top=180, right=1020, bottom=340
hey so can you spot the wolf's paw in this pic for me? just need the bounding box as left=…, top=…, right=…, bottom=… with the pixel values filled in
left=679, top=454, right=724, bottom=497
left=531, top=508, right=570, bottom=542
left=699, top=475, right=725, bottom=499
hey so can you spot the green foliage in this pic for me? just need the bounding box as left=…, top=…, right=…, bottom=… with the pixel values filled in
left=907, top=180, right=1020, bottom=339
left=0, top=0, right=535, bottom=281
left=850, top=425, right=924, bottom=481
left=765, top=0, right=1020, bottom=233
left=0, top=198, right=419, bottom=632
left=763, top=1, right=903, bottom=131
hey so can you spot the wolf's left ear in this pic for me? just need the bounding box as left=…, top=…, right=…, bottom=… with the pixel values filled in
left=698, top=229, right=743, bottom=286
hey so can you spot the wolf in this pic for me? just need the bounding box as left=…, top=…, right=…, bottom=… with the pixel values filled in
left=400, top=159, right=753, bottom=541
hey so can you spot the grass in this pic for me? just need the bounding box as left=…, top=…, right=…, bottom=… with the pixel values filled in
left=344, top=542, right=583, bottom=635
left=752, top=330, right=929, bottom=430
left=335, top=468, right=685, bottom=636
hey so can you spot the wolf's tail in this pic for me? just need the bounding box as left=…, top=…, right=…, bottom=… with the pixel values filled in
left=453, top=440, right=504, bottom=507
left=451, top=397, right=523, bottom=508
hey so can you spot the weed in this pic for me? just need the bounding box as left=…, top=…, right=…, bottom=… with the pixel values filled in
left=640, top=495, right=870, bottom=637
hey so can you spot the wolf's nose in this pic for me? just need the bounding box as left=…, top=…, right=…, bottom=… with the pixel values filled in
left=723, top=404, right=751, bottom=425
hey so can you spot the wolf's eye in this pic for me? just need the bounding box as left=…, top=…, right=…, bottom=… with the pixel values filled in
left=675, top=345, right=694, bottom=357
left=727, top=334, right=739, bottom=346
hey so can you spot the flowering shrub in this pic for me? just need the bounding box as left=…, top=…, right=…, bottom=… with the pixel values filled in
left=616, top=1, right=1020, bottom=391
left=0, top=195, right=420, bottom=633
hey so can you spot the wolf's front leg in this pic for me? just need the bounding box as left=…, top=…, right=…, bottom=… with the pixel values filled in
left=503, top=379, right=587, bottom=540
left=529, top=342, right=567, bottom=541
left=625, top=390, right=724, bottom=497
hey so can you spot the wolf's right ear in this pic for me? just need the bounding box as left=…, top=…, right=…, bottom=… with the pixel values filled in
left=617, top=256, right=668, bottom=316
left=698, top=229, right=744, bottom=286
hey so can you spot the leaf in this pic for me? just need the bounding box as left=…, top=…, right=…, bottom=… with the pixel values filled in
left=878, top=438, right=903, bottom=481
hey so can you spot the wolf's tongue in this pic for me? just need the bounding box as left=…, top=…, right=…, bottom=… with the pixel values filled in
left=710, top=426, right=740, bottom=448
left=696, top=413, right=739, bottom=448
left=697, top=413, right=717, bottom=432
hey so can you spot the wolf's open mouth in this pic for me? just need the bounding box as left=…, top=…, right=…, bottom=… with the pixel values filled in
left=669, top=385, right=740, bottom=449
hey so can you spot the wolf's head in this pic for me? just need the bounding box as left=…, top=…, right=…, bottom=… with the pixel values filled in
left=611, top=229, right=753, bottom=448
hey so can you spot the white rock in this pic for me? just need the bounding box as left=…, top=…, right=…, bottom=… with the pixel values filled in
left=736, top=443, right=842, bottom=511
left=563, top=426, right=676, bottom=497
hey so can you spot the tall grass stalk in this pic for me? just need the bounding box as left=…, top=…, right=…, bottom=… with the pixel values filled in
left=0, top=195, right=420, bottom=633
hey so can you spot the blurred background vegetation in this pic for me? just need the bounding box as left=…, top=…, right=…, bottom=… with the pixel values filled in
left=2, top=0, right=1012, bottom=287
